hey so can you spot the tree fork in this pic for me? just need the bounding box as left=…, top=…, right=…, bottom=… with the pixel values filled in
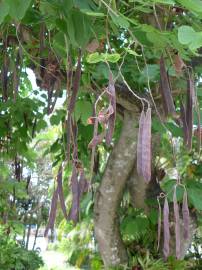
left=94, top=110, right=138, bottom=267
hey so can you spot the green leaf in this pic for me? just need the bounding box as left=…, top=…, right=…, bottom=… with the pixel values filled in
left=178, top=25, right=202, bottom=51
left=166, top=122, right=183, bottom=137
left=177, top=0, right=202, bottom=15
left=121, top=216, right=149, bottom=239
left=161, top=179, right=184, bottom=202
left=71, top=10, right=91, bottom=47
left=178, top=26, right=197, bottom=45
left=153, top=0, right=175, bottom=4
left=80, top=9, right=105, bottom=17
left=7, top=0, right=32, bottom=20
left=74, top=100, right=92, bottom=125
left=0, top=1, right=9, bottom=24
left=50, top=110, right=65, bottom=126
left=86, top=52, right=105, bottom=63
left=86, top=52, right=120, bottom=63
left=110, top=12, right=130, bottom=29
left=36, top=119, right=47, bottom=132
left=106, top=53, right=120, bottom=63
left=187, top=181, right=202, bottom=211
left=125, top=48, right=141, bottom=56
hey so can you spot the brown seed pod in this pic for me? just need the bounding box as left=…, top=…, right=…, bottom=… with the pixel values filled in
left=182, top=190, right=190, bottom=240
left=163, top=197, right=170, bottom=260
left=173, top=187, right=181, bottom=259
left=137, top=107, right=151, bottom=183
left=159, top=56, right=176, bottom=117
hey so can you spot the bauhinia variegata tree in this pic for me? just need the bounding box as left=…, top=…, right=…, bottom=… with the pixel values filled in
left=0, top=0, right=202, bottom=268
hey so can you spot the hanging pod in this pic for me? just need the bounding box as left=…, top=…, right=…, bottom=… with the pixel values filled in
left=159, top=56, right=176, bottom=117
left=137, top=107, right=151, bottom=183
left=173, top=187, right=181, bottom=259
left=182, top=190, right=190, bottom=240
left=163, top=197, right=170, bottom=259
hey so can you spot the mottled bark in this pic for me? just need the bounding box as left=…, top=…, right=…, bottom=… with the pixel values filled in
left=94, top=111, right=138, bottom=268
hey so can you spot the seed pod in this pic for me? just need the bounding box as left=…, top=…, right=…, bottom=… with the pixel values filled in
left=173, top=187, right=181, bottom=259
left=105, top=72, right=116, bottom=145
left=137, top=110, right=145, bottom=177
left=57, top=166, right=68, bottom=220
left=163, top=197, right=170, bottom=259
left=186, top=75, right=194, bottom=150
left=180, top=101, right=189, bottom=146
left=142, top=108, right=151, bottom=182
left=79, top=169, right=89, bottom=196
left=159, top=56, right=176, bottom=117
left=68, top=165, right=80, bottom=223
left=182, top=190, right=190, bottom=240
left=137, top=108, right=151, bottom=183
left=157, top=201, right=162, bottom=251
left=44, top=186, right=59, bottom=237
left=66, top=51, right=82, bottom=160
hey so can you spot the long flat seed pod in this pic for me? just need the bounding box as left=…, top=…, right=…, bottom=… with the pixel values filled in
left=44, top=186, right=59, bottom=237
left=182, top=190, right=190, bottom=240
left=137, top=110, right=145, bottom=177
left=68, top=165, right=80, bottom=223
left=180, top=101, right=189, bottom=146
left=57, top=166, right=68, bottom=220
left=137, top=108, right=151, bottom=183
left=163, top=197, right=170, bottom=259
left=79, top=169, right=89, bottom=197
left=141, top=108, right=151, bottom=182
left=173, top=187, right=181, bottom=259
left=157, top=200, right=162, bottom=251
left=105, top=72, right=116, bottom=145
left=66, top=51, right=82, bottom=159
left=68, top=50, right=82, bottom=114
left=1, top=44, right=8, bottom=101
left=186, top=75, right=194, bottom=150
left=159, top=56, right=176, bottom=117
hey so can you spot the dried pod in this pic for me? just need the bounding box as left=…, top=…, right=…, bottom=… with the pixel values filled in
left=137, top=110, right=145, bottom=177
left=137, top=108, right=151, bottom=183
left=105, top=72, right=116, bottom=145
left=78, top=169, right=89, bottom=196
left=157, top=201, right=162, bottom=251
left=182, top=190, right=190, bottom=240
left=159, top=56, right=176, bottom=117
left=173, top=187, right=181, bottom=259
left=44, top=187, right=59, bottom=237
left=66, top=51, right=82, bottom=159
left=180, top=101, right=189, bottom=146
left=186, top=75, right=195, bottom=150
left=68, top=165, right=80, bottom=223
left=163, top=197, right=170, bottom=259
left=57, top=166, right=68, bottom=220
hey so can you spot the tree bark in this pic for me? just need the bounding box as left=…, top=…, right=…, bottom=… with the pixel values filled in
left=26, top=223, right=31, bottom=250
left=94, top=110, right=138, bottom=268
left=32, top=224, right=40, bottom=250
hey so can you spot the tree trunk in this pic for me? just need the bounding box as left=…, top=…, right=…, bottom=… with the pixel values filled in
left=26, top=224, right=31, bottom=250
left=32, top=224, right=40, bottom=250
left=94, top=110, right=138, bottom=268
